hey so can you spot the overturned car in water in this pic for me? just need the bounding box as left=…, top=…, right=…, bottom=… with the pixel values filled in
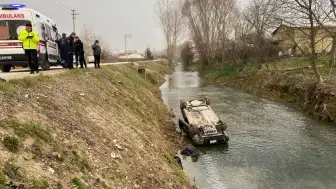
left=178, top=98, right=229, bottom=145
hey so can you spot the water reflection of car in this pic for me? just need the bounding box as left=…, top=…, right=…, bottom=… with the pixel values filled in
left=178, top=98, right=229, bottom=145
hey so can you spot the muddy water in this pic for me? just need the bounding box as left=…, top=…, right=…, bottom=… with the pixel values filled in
left=160, top=64, right=336, bottom=189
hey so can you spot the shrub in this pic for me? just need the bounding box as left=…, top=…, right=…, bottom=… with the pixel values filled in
left=0, top=172, right=7, bottom=188
left=3, top=136, right=20, bottom=152
left=3, top=159, right=22, bottom=180
left=15, top=123, right=51, bottom=142
left=33, top=179, right=50, bottom=189
left=72, top=178, right=87, bottom=189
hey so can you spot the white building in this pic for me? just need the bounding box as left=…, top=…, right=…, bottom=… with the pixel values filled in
left=119, top=53, right=145, bottom=60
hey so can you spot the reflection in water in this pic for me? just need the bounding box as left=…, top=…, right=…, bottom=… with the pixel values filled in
left=160, top=64, right=336, bottom=189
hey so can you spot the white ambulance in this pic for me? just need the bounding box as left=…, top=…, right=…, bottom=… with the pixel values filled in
left=0, top=4, right=61, bottom=72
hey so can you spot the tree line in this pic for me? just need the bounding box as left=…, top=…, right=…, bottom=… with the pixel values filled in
left=155, top=0, right=336, bottom=83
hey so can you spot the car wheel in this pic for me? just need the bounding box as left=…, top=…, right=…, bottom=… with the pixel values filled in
left=204, top=97, right=210, bottom=105
left=216, top=120, right=227, bottom=132
left=42, top=55, right=51, bottom=70
left=178, top=119, right=184, bottom=133
left=224, top=135, right=230, bottom=142
left=1, top=65, right=11, bottom=72
left=180, top=100, right=187, bottom=109
left=189, top=124, right=200, bottom=136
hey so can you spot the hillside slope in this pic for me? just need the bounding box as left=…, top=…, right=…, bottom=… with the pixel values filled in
left=0, top=65, right=192, bottom=189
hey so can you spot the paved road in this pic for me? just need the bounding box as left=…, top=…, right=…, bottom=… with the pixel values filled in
left=0, top=60, right=158, bottom=81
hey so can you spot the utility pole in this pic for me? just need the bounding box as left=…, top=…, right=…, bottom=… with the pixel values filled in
left=71, top=9, right=80, bottom=33
left=124, top=34, right=132, bottom=62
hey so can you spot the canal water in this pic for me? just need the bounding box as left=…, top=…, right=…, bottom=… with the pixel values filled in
left=160, top=64, right=336, bottom=189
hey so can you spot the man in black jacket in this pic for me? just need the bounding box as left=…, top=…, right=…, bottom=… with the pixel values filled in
left=75, top=36, right=87, bottom=68
left=74, top=36, right=79, bottom=68
left=65, top=32, right=76, bottom=69
left=92, top=40, right=102, bottom=68
left=57, top=33, right=68, bottom=67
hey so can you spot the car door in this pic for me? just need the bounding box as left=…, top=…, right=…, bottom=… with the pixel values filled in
left=52, top=26, right=60, bottom=61
left=44, top=24, right=57, bottom=62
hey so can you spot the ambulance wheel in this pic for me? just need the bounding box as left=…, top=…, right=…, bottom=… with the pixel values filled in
left=1, top=65, right=11, bottom=72
left=42, top=55, right=50, bottom=70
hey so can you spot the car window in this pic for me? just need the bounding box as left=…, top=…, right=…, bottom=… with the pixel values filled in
left=52, top=26, right=59, bottom=40
left=0, top=20, right=31, bottom=40
left=45, top=25, right=54, bottom=42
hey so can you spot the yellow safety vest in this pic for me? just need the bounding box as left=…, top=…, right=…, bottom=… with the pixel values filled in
left=18, top=30, right=39, bottom=50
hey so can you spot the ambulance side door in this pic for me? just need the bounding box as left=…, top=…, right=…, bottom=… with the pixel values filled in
left=44, top=24, right=57, bottom=62
left=52, top=25, right=60, bottom=59
left=39, top=23, right=48, bottom=57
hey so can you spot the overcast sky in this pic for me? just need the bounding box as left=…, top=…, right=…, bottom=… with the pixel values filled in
left=2, top=0, right=249, bottom=51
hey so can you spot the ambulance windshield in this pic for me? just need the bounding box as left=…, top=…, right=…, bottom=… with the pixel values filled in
left=0, top=20, right=31, bottom=40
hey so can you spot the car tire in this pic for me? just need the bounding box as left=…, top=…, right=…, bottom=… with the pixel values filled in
left=180, top=100, right=187, bottom=109
left=42, top=55, right=51, bottom=70
left=179, top=119, right=191, bottom=134
left=216, top=120, right=227, bottom=132
left=178, top=119, right=185, bottom=133
left=189, top=124, right=199, bottom=137
left=204, top=97, right=210, bottom=105
left=1, top=65, right=11, bottom=72
left=224, top=135, right=229, bottom=142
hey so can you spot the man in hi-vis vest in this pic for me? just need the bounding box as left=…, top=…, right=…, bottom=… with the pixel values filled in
left=18, top=23, right=40, bottom=74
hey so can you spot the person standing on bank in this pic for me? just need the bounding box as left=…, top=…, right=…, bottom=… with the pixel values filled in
left=57, top=33, right=68, bottom=67
left=75, top=36, right=87, bottom=68
left=18, top=23, right=40, bottom=74
left=66, top=32, right=76, bottom=69
left=91, top=40, right=101, bottom=68
left=74, top=36, right=79, bottom=68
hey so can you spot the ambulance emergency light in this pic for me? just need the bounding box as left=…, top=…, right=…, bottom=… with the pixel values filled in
left=0, top=4, right=26, bottom=8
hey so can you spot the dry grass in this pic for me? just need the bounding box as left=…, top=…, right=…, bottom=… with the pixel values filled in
left=262, top=56, right=336, bottom=84
left=0, top=64, right=192, bottom=189
left=138, top=60, right=171, bottom=74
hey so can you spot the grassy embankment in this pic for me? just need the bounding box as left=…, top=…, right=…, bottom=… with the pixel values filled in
left=198, top=56, right=336, bottom=122
left=0, top=61, right=194, bottom=189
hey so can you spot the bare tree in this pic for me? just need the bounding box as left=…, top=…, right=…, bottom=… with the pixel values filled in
left=299, top=0, right=336, bottom=79
left=154, top=0, right=184, bottom=68
left=325, top=0, right=336, bottom=79
left=314, top=0, right=336, bottom=66
left=243, top=0, right=283, bottom=35
left=242, top=0, right=283, bottom=68
left=182, top=0, right=238, bottom=65
left=280, top=0, right=332, bottom=83
left=81, top=25, right=112, bottom=61
left=235, top=22, right=278, bottom=68
left=81, top=25, right=96, bottom=56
